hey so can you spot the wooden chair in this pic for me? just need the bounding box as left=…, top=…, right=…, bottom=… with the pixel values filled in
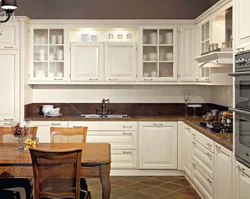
left=29, top=147, right=91, bottom=199
left=0, top=127, right=38, bottom=199
left=0, top=127, right=38, bottom=143
left=50, top=127, right=88, bottom=143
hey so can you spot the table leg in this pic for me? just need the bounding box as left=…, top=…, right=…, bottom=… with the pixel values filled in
left=99, top=164, right=111, bottom=199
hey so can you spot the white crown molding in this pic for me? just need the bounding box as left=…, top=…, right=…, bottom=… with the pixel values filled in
left=195, top=0, right=232, bottom=23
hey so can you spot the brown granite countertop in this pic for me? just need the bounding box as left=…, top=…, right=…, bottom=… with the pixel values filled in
left=25, top=115, right=233, bottom=151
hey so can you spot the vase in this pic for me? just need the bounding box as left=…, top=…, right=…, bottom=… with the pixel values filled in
left=15, top=137, right=25, bottom=151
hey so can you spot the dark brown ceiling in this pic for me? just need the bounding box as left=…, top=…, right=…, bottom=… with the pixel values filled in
left=10, top=0, right=218, bottom=19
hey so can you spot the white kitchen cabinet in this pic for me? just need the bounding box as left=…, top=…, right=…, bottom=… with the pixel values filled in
left=0, top=50, right=19, bottom=122
left=236, top=161, right=250, bottom=199
left=183, top=124, right=194, bottom=178
left=71, top=42, right=104, bottom=82
left=139, top=122, right=177, bottom=169
left=68, top=121, right=138, bottom=169
left=29, top=27, right=69, bottom=82
left=214, top=143, right=232, bottom=199
left=30, top=121, right=68, bottom=143
left=0, top=23, right=19, bottom=49
left=105, top=43, right=137, bottom=82
left=139, top=26, right=178, bottom=82
left=179, top=25, right=198, bottom=82
left=235, top=0, right=250, bottom=52
left=111, top=150, right=137, bottom=169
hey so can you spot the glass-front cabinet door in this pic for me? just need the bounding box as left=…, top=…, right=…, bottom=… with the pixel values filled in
left=30, top=28, right=68, bottom=82
left=140, top=27, right=177, bottom=82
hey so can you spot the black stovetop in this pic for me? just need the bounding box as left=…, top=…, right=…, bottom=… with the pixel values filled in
left=200, top=121, right=233, bottom=134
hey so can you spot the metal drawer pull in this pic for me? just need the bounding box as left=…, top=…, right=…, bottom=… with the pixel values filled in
left=237, top=47, right=245, bottom=51
left=109, top=79, right=118, bottom=81
left=89, top=79, right=98, bottom=80
left=4, top=46, right=14, bottom=49
left=123, top=132, right=132, bottom=135
left=51, top=123, right=61, bottom=125
left=144, top=79, right=153, bottom=81
left=192, top=163, right=196, bottom=167
left=153, top=123, right=163, bottom=126
left=207, top=143, right=212, bottom=147
left=4, top=123, right=10, bottom=125
left=123, top=126, right=132, bottom=128
left=4, top=119, right=13, bottom=121
left=54, top=78, right=63, bottom=80
left=192, top=141, right=196, bottom=145
left=123, top=151, right=133, bottom=154
left=206, top=152, right=210, bottom=156
left=192, top=133, right=196, bottom=136
left=73, top=126, right=82, bottom=128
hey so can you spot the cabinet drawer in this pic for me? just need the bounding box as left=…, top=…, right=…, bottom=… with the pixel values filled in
left=192, top=140, right=214, bottom=179
left=111, top=150, right=137, bottom=169
left=192, top=129, right=214, bottom=152
left=193, top=163, right=214, bottom=199
left=86, top=131, right=137, bottom=149
left=0, top=122, right=12, bottom=127
left=31, top=121, right=68, bottom=127
left=69, top=121, right=137, bottom=131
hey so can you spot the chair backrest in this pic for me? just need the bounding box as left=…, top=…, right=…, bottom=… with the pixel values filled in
left=0, top=127, right=38, bottom=143
left=29, top=147, right=82, bottom=199
left=50, top=127, right=88, bottom=143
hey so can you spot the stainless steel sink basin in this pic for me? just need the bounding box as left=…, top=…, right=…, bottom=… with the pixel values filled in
left=80, top=114, right=129, bottom=118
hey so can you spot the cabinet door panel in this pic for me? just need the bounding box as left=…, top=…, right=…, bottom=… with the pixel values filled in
left=139, top=122, right=177, bottom=169
left=71, top=43, right=104, bottom=81
left=0, top=24, right=18, bottom=49
left=105, top=43, right=136, bottom=82
left=0, top=51, right=19, bottom=121
left=183, top=125, right=193, bottom=178
left=236, top=0, right=250, bottom=51
left=111, top=150, right=137, bottom=169
left=236, top=162, right=250, bottom=199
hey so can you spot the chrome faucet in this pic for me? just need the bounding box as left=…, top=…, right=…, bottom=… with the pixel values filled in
left=100, top=98, right=110, bottom=115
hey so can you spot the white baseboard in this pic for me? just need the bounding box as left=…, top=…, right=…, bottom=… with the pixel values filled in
left=110, top=169, right=185, bottom=176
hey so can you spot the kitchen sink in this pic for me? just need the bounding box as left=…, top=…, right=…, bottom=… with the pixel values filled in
left=80, top=114, right=129, bottom=118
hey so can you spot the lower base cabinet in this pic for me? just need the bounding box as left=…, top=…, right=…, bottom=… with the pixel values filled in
left=139, top=122, right=177, bottom=169
left=236, top=161, right=250, bottom=199
left=111, top=150, right=137, bottom=169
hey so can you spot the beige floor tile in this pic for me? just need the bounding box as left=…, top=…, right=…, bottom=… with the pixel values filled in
left=124, top=192, right=156, bottom=199
left=178, top=187, right=199, bottom=197
left=159, top=192, right=194, bottom=199
left=111, top=178, right=135, bottom=186
left=111, top=187, right=135, bottom=197
left=158, top=183, right=185, bottom=192
left=140, top=186, right=172, bottom=197
left=125, top=182, right=151, bottom=191
left=172, top=179, right=191, bottom=186
left=154, top=176, right=182, bottom=182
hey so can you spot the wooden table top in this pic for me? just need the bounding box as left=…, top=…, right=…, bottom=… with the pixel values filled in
left=0, top=143, right=111, bottom=165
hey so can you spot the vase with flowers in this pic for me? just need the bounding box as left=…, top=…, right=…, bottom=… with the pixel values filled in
left=12, top=122, right=30, bottom=151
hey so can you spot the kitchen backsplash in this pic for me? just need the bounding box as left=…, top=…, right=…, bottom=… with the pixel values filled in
left=25, top=103, right=228, bottom=118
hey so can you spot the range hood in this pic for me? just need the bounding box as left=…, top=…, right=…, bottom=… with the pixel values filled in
left=195, top=50, right=233, bottom=68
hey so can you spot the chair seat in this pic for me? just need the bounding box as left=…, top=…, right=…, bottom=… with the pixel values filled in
left=0, top=189, right=21, bottom=199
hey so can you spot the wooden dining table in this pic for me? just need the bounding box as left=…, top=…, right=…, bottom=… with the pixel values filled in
left=0, top=143, right=111, bottom=199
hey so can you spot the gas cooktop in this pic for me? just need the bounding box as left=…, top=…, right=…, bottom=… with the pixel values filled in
left=200, top=121, right=233, bottom=134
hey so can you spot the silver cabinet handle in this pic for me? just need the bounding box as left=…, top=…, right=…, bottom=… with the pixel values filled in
left=4, top=119, right=13, bottom=121
left=109, top=79, right=118, bottom=81
left=4, top=123, right=11, bottom=125
left=144, top=79, right=153, bottom=81
left=123, top=132, right=132, bottom=135
left=4, top=46, right=14, bottom=49
left=123, top=126, right=132, bottom=128
left=192, top=141, right=196, bottom=145
left=51, top=123, right=61, bottom=125
left=237, top=47, right=245, bottom=51
left=207, top=143, right=212, bottom=147
left=192, top=133, right=196, bottom=136
left=73, top=126, right=82, bottom=128
left=153, top=123, right=163, bottom=126
left=89, top=78, right=98, bottom=81
left=192, top=163, right=196, bottom=167
left=123, top=151, right=133, bottom=154
left=54, top=78, right=63, bottom=80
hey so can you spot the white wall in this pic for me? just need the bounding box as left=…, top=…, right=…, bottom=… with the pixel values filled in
left=211, top=86, right=233, bottom=107
left=32, top=85, right=211, bottom=103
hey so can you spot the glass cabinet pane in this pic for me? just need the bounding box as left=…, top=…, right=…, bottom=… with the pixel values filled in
left=34, top=29, right=48, bottom=44
left=159, top=46, right=173, bottom=61
left=34, top=46, right=48, bottom=61
left=159, top=63, right=173, bottom=77
left=49, top=62, right=64, bottom=78
left=159, top=29, right=173, bottom=44
left=49, top=29, right=64, bottom=45
left=143, top=29, right=157, bottom=44
left=49, top=46, right=64, bottom=61
left=34, top=62, right=48, bottom=78
left=143, top=46, right=157, bottom=61
left=143, top=63, right=157, bottom=78
left=205, top=22, right=210, bottom=40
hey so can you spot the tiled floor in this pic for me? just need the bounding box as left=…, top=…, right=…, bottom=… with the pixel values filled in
left=86, top=176, right=201, bottom=199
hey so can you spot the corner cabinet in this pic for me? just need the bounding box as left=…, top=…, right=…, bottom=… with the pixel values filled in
left=235, top=161, right=250, bottom=199
left=105, top=43, right=137, bottom=82
left=29, top=27, right=69, bottom=82
left=139, top=27, right=178, bottom=82
left=70, top=42, right=104, bottom=82
left=0, top=50, right=19, bottom=122
left=235, top=0, right=250, bottom=52
left=139, top=122, right=177, bottom=169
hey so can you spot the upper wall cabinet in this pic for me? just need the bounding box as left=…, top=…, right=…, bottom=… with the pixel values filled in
left=179, top=25, right=198, bottom=82
left=139, top=26, right=178, bottom=82
left=29, top=27, right=69, bottom=82
left=198, top=18, right=212, bottom=55
left=71, top=42, right=104, bottom=82
left=235, top=0, right=250, bottom=52
left=105, top=42, right=137, bottom=82
left=0, top=23, right=19, bottom=49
